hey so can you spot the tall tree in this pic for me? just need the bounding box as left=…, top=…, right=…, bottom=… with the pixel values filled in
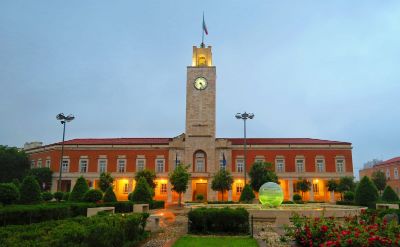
left=249, top=162, right=278, bottom=192
left=381, top=185, right=399, bottom=202
left=0, top=146, right=30, bottom=183
left=99, top=172, right=114, bottom=192
left=169, top=164, right=190, bottom=206
left=296, top=179, right=311, bottom=198
left=69, top=176, right=89, bottom=202
left=337, top=176, right=355, bottom=200
left=27, top=167, right=53, bottom=191
left=135, top=169, right=156, bottom=190
left=326, top=179, right=338, bottom=193
left=130, top=177, right=153, bottom=204
left=20, top=175, right=42, bottom=204
left=355, top=176, right=378, bottom=208
left=371, top=171, right=386, bottom=195
left=211, top=169, right=233, bottom=201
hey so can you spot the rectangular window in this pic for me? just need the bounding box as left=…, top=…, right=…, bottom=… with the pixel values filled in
left=296, top=159, right=304, bottom=172
left=62, top=160, right=69, bottom=173
left=255, top=159, right=264, bottom=164
left=123, top=183, right=129, bottom=194
left=37, top=159, right=42, bottom=168
left=31, top=160, right=35, bottom=168
left=160, top=184, right=167, bottom=194
left=276, top=159, right=285, bottom=172
left=293, top=183, right=299, bottom=193
left=386, top=168, right=391, bottom=180
left=136, top=159, right=145, bottom=172
left=195, top=159, right=205, bottom=172
left=118, top=159, right=126, bottom=173
left=45, top=159, right=51, bottom=168
left=316, top=159, right=324, bottom=172
left=236, top=159, right=244, bottom=173
left=313, top=183, right=319, bottom=193
left=98, top=159, right=107, bottom=173
left=394, top=168, right=399, bottom=179
left=79, top=159, right=88, bottom=173
left=236, top=183, right=243, bottom=194
left=156, top=159, right=165, bottom=173
left=336, top=159, right=345, bottom=173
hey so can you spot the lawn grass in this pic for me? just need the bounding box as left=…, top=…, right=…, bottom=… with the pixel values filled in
left=172, top=235, right=258, bottom=247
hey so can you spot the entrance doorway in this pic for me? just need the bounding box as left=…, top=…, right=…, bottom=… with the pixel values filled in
left=193, top=183, right=207, bottom=201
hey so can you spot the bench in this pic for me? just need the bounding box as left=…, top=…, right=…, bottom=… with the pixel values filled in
left=376, top=203, right=399, bottom=210
left=87, top=207, right=115, bottom=217
left=133, top=204, right=149, bottom=213
left=145, top=214, right=161, bottom=232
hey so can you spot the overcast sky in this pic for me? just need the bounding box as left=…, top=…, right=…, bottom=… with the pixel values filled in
left=1, top=1, right=399, bottom=177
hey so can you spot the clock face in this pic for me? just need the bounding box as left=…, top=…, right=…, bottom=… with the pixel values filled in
left=194, top=77, right=208, bottom=90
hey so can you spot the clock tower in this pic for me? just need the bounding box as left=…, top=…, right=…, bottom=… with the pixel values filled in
left=183, top=44, right=217, bottom=202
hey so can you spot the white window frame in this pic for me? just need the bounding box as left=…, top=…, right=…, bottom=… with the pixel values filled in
left=296, top=159, right=305, bottom=173
left=45, top=159, right=51, bottom=168
left=136, top=159, right=145, bottom=172
left=156, top=159, right=165, bottom=173
left=316, top=159, right=325, bottom=173
left=236, top=159, right=244, bottom=173
left=79, top=159, right=88, bottom=173
left=386, top=168, right=391, bottom=179
left=195, top=152, right=205, bottom=172
left=255, top=158, right=265, bottom=164
left=336, top=159, right=345, bottom=173
left=117, top=159, right=126, bottom=173
left=98, top=159, right=107, bottom=173
left=62, top=159, right=70, bottom=173
left=276, top=159, right=285, bottom=173
left=37, top=159, right=42, bottom=168
left=394, top=168, right=398, bottom=179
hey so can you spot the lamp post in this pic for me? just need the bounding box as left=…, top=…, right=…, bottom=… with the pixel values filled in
left=56, top=113, right=75, bottom=192
left=235, top=112, right=254, bottom=185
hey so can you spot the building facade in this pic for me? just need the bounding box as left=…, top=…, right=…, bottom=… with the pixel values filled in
left=25, top=44, right=354, bottom=203
left=359, top=157, right=400, bottom=195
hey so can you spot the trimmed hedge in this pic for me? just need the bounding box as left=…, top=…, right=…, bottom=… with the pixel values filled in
left=53, top=191, right=63, bottom=202
left=83, top=189, right=103, bottom=203
left=0, top=183, right=20, bottom=205
left=150, top=200, right=165, bottom=209
left=41, top=192, right=53, bottom=202
left=336, top=201, right=356, bottom=206
left=103, top=186, right=117, bottom=202
left=20, top=176, right=42, bottom=204
left=188, top=207, right=249, bottom=234
left=0, top=213, right=149, bottom=246
left=69, top=176, right=89, bottom=202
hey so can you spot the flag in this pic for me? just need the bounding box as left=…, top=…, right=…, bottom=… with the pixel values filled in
left=222, top=152, right=226, bottom=169
left=202, top=13, right=208, bottom=35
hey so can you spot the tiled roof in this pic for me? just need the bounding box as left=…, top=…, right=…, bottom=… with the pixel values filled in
left=227, top=138, right=351, bottom=145
left=57, top=138, right=172, bottom=145
left=375, top=157, right=400, bottom=166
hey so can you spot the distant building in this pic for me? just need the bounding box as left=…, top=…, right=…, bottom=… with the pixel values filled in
left=359, top=157, right=400, bottom=195
left=25, top=43, right=354, bottom=203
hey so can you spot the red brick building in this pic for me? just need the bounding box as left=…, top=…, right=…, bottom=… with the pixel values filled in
left=25, top=44, right=354, bottom=202
left=359, top=157, right=400, bottom=195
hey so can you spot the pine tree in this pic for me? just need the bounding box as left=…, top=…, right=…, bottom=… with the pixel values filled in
left=129, top=177, right=153, bottom=204
left=239, top=184, right=255, bottom=203
left=20, top=175, right=42, bottom=204
left=382, top=185, right=399, bottom=202
left=355, top=176, right=378, bottom=208
left=69, top=176, right=89, bottom=202
left=103, top=186, right=117, bottom=202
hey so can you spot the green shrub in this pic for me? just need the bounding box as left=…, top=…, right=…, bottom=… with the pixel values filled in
left=48, top=221, right=88, bottom=247
left=83, top=189, right=103, bottom=203
left=293, top=194, right=302, bottom=202
left=0, top=183, right=20, bottom=205
left=101, top=201, right=134, bottom=213
left=69, top=202, right=96, bottom=217
left=63, top=192, right=70, bottom=201
left=344, top=191, right=355, bottom=202
left=377, top=208, right=400, bottom=223
left=382, top=185, right=399, bottom=202
left=42, top=192, right=53, bottom=202
left=355, top=176, right=378, bottom=208
left=20, top=175, right=42, bottom=204
left=69, top=176, right=89, bottom=202
left=103, top=186, right=117, bottom=203
left=239, top=185, right=255, bottom=203
left=54, top=191, right=64, bottom=202
left=196, top=194, right=204, bottom=202
left=188, top=207, right=249, bottom=234
left=150, top=200, right=165, bottom=209
left=336, top=200, right=356, bottom=206
left=86, top=222, right=123, bottom=247
left=129, top=177, right=153, bottom=204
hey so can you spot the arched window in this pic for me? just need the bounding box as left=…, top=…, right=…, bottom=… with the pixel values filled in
left=198, top=55, right=207, bottom=66
left=194, top=150, right=206, bottom=172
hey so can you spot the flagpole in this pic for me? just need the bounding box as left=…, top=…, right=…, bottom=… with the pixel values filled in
left=201, top=12, right=205, bottom=47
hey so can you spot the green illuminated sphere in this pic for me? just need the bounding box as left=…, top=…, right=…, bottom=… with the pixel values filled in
left=259, top=182, right=284, bottom=207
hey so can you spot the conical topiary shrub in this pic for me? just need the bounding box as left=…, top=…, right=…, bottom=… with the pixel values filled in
left=130, top=177, right=153, bottom=204
left=69, top=176, right=89, bottom=202
left=239, top=184, right=255, bottom=203
left=0, top=183, right=20, bottom=205
left=83, top=189, right=103, bottom=203
left=103, top=186, right=117, bottom=202
left=382, top=185, right=399, bottom=202
left=20, top=175, right=42, bottom=204
left=355, top=176, right=378, bottom=208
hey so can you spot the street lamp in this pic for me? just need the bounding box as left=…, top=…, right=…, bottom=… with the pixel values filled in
left=235, top=112, right=254, bottom=185
left=56, top=113, right=75, bottom=192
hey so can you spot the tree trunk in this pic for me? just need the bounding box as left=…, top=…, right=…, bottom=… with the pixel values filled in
left=178, top=192, right=182, bottom=207
left=222, top=190, right=224, bottom=202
